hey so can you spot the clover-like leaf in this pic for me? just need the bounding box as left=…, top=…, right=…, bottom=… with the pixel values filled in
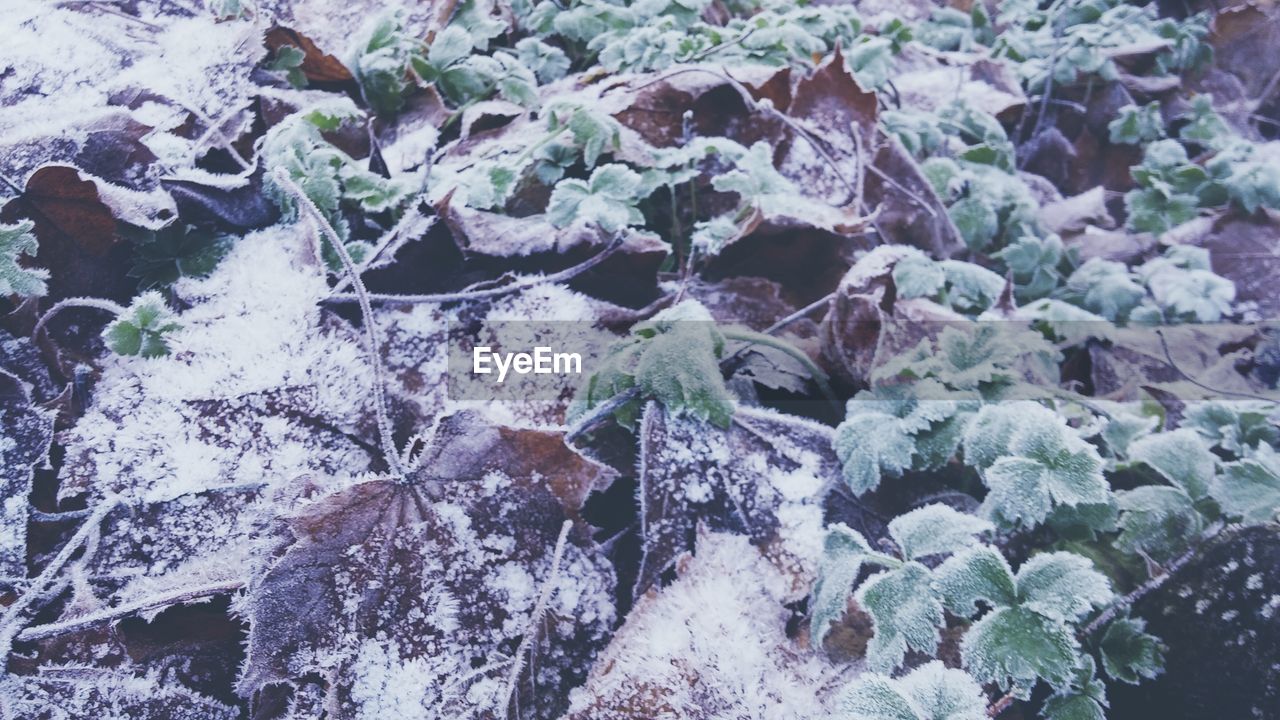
left=1108, top=102, right=1165, bottom=145
left=840, top=661, right=988, bottom=720
left=1114, top=485, right=1202, bottom=564
left=1127, top=428, right=1214, bottom=499
left=103, top=291, right=182, bottom=358
left=961, top=606, right=1082, bottom=692
left=546, top=164, right=645, bottom=233
left=888, top=504, right=992, bottom=561
left=1100, top=616, right=1165, bottom=684
left=934, top=544, right=1017, bottom=617
left=0, top=218, right=49, bottom=298
left=811, top=523, right=878, bottom=647
left=1041, top=657, right=1109, bottom=720
left=856, top=562, right=946, bottom=672
left=1211, top=445, right=1280, bottom=524
left=1014, top=551, right=1113, bottom=623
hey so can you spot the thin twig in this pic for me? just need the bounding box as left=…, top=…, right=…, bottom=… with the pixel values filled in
left=1155, top=329, right=1278, bottom=404
left=16, top=579, right=245, bottom=643
left=0, top=501, right=118, bottom=662
left=760, top=292, right=835, bottom=336
left=274, top=171, right=404, bottom=476
left=502, top=520, right=572, bottom=717
left=564, top=387, right=642, bottom=444
left=327, top=234, right=625, bottom=306
left=32, top=297, right=127, bottom=341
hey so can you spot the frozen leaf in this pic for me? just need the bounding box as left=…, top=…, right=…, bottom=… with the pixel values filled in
left=1040, top=657, right=1109, bottom=720
left=810, top=523, right=878, bottom=647
left=1108, top=102, right=1165, bottom=145
left=841, top=661, right=988, bottom=720
left=545, top=102, right=622, bottom=169
left=966, top=403, right=1110, bottom=529
left=103, top=291, right=182, bottom=358
left=1013, top=552, right=1113, bottom=623
left=546, top=164, right=645, bottom=233
left=0, top=218, right=49, bottom=297
left=934, top=545, right=1016, bottom=617
left=1183, top=400, right=1280, bottom=455
left=888, top=504, right=992, bottom=561
left=1100, top=616, right=1165, bottom=684
left=240, top=411, right=615, bottom=719
left=855, top=562, right=945, bottom=672
left=514, top=37, right=570, bottom=83
left=572, top=300, right=733, bottom=429
left=949, top=196, right=999, bottom=252
left=1063, top=259, right=1144, bottom=322
left=637, top=402, right=849, bottom=597
left=1211, top=446, right=1280, bottom=525
left=1114, top=485, right=1202, bottom=565
left=961, top=606, right=1082, bottom=692
left=0, top=370, right=53, bottom=577
left=1127, top=429, right=1214, bottom=499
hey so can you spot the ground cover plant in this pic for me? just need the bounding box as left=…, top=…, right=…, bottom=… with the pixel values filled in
left=1, top=0, right=1279, bottom=718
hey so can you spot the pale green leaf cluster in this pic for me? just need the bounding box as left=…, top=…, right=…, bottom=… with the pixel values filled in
left=104, top=291, right=182, bottom=359
left=840, top=662, right=987, bottom=720
left=1060, top=246, right=1234, bottom=323
left=0, top=219, right=49, bottom=298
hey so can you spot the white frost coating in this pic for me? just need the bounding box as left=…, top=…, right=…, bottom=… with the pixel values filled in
left=59, top=225, right=377, bottom=503
left=564, top=532, right=845, bottom=719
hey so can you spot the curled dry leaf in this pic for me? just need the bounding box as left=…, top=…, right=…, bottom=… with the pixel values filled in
left=239, top=410, right=616, bottom=720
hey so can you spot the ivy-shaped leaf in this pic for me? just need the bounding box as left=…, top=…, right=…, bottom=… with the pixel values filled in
left=103, top=291, right=182, bottom=358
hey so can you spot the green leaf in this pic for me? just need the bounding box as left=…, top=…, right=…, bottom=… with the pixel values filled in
left=949, top=196, right=999, bottom=252
left=962, top=606, right=1082, bottom=692
left=514, top=37, right=570, bottom=83
left=1127, top=429, right=1214, bottom=499
left=1041, top=656, right=1109, bottom=720
left=934, top=545, right=1017, bottom=617
left=1114, top=485, right=1202, bottom=564
left=1108, top=102, right=1165, bottom=145
left=888, top=504, right=992, bottom=561
left=711, top=140, right=797, bottom=208
left=1212, top=446, right=1280, bottom=524
left=103, top=291, right=182, bottom=359
left=1178, top=95, right=1230, bottom=149
left=128, top=225, right=232, bottom=289
left=1063, top=258, right=1144, bottom=322
left=810, top=524, right=882, bottom=647
left=1183, top=400, right=1280, bottom=454
left=0, top=219, right=49, bottom=298
left=841, top=662, right=988, bottom=720
left=546, top=164, right=644, bottom=232
left=1100, top=616, right=1165, bottom=684
left=571, top=300, right=733, bottom=429
left=1014, top=552, right=1113, bottom=623
left=856, top=562, right=945, bottom=673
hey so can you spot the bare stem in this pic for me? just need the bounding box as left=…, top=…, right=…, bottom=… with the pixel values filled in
left=0, top=500, right=118, bottom=663
left=502, top=520, right=572, bottom=716
left=16, top=579, right=245, bottom=643
left=273, top=170, right=404, bottom=476
left=327, top=234, right=625, bottom=306
left=32, top=297, right=127, bottom=341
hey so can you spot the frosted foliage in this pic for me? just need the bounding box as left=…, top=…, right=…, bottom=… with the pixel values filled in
left=1127, top=429, right=1214, bottom=499
left=888, top=504, right=992, bottom=560
left=1, top=670, right=238, bottom=720
left=966, top=402, right=1108, bottom=528
left=841, top=661, right=987, bottom=720
left=1212, top=444, right=1280, bottom=524
left=637, top=404, right=839, bottom=597
left=564, top=533, right=834, bottom=719
left=1014, top=552, right=1114, bottom=623
left=1115, top=485, right=1202, bottom=563
left=934, top=545, right=1016, bottom=617
left=961, top=606, right=1082, bottom=692
left=810, top=524, right=874, bottom=646
left=855, top=562, right=945, bottom=672
left=58, top=226, right=377, bottom=503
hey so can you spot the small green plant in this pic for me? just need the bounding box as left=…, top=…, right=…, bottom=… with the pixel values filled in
left=103, top=291, right=182, bottom=358
left=1060, top=246, right=1234, bottom=323
left=0, top=218, right=49, bottom=298
left=128, top=224, right=233, bottom=289
left=839, top=661, right=988, bottom=720
left=546, top=164, right=645, bottom=232
left=1108, top=103, right=1165, bottom=145
left=267, top=44, right=307, bottom=88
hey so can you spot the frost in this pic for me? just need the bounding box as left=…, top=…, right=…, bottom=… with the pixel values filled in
left=934, top=545, right=1017, bottom=617
left=1014, top=552, right=1114, bottom=623
left=0, top=218, right=48, bottom=297
left=1212, top=444, right=1280, bottom=525
left=839, top=661, right=987, bottom=720
left=856, top=561, right=945, bottom=672
left=1114, top=485, right=1202, bottom=564
left=1099, top=616, right=1165, bottom=684
left=887, top=503, right=992, bottom=561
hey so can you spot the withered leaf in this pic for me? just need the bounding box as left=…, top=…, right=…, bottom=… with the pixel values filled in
left=264, top=26, right=355, bottom=85
left=1, top=668, right=239, bottom=720
left=635, top=403, right=849, bottom=598
left=239, top=411, right=616, bottom=720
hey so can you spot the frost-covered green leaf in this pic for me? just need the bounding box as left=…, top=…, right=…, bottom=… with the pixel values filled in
left=1108, top=102, right=1165, bottom=145
left=571, top=300, right=733, bottom=429
left=1062, top=259, right=1145, bottom=322
left=515, top=37, right=570, bottom=82
left=1101, top=410, right=1158, bottom=457
left=1211, top=444, right=1280, bottom=524
left=711, top=141, right=799, bottom=216
left=835, top=382, right=976, bottom=494
left=1127, top=429, right=1214, bottom=499
left=546, top=164, right=645, bottom=232
left=1041, top=657, right=1109, bottom=720
left=346, top=10, right=420, bottom=115
left=103, top=291, right=182, bottom=358
left=811, top=524, right=889, bottom=646
left=1183, top=400, right=1280, bottom=454
left=1013, top=552, right=1113, bottom=623
left=888, top=504, right=992, bottom=561
left=962, top=606, right=1082, bottom=692
left=840, top=662, right=987, bottom=720
left=546, top=102, right=622, bottom=169
left=856, top=562, right=945, bottom=672
left=934, top=545, right=1016, bottom=617
left=1178, top=94, right=1230, bottom=149
left=268, top=44, right=307, bottom=88
left=965, top=403, right=1109, bottom=529
left=1115, top=485, right=1202, bottom=564
left=949, top=196, right=999, bottom=252
left=1100, top=616, right=1165, bottom=684
left=0, top=218, right=49, bottom=298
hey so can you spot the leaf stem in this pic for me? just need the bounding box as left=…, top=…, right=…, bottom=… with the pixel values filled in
left=502, top=519, right=572, bottom=714
left=32, top=297, right=128, bottom=342
left=15, top=579, right=245, bottom=643
left=721, top=327, right=842, bottom=414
